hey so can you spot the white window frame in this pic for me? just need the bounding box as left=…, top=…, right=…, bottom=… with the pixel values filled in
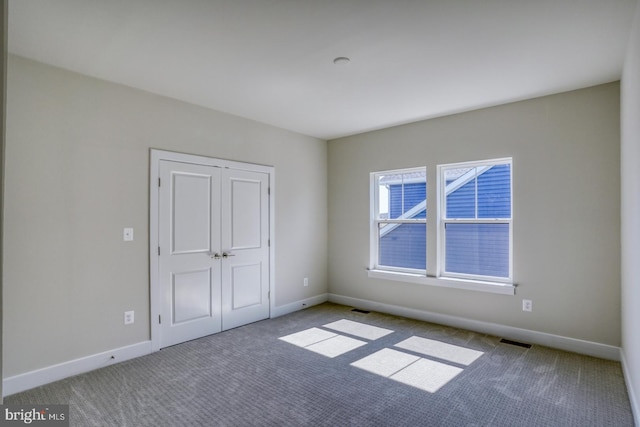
left=437, top=158, right=513, bottom=284
left=368, top=160, right=515, bottom=296
left=370, top=167, right=427, bottom=274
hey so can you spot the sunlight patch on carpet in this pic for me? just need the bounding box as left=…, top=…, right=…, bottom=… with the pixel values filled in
left=390, top=358, right=463, bottom=393
left=350, top=348, right=419, bottom=377
left=278, top=327, right=337, bottom=347
left=279, top=328, right=367, bottom=358
left=306, top=335, right=368, bottom=358
left=351, top=348, right=464, bottom=393
left=323, top=319, right=394, bottom=340
left=395, top=336, right=483, bottom=366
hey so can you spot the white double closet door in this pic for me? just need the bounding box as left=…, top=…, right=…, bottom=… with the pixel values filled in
left=158, top=159, right=270, bottom=349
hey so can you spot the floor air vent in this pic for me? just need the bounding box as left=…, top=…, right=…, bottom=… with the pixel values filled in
left=500, top=338, right=532, bottom=349
left=351, top=308, right=370, bottom=314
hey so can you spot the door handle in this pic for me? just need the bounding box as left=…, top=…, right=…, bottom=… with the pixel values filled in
left=209, top=252, right=221, bottom=259
left=222, top=252, right=235, bottom=258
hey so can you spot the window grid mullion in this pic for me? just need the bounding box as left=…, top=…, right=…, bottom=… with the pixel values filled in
left=474, top=167, right=478, bottom=219
left=401, top=174, right=405, bottom=217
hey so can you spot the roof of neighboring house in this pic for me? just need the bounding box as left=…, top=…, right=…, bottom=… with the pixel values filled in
left=378, top=171, right=426, bottom=185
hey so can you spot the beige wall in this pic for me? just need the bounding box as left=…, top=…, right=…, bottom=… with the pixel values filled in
left=621, top=1, right=640, bottom=418
left=328, top=83, right=621, bottom=346
left=3, top=55, right=328, bottom=377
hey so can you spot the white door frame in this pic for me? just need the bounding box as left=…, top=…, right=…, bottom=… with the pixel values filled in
left=149, top=149, right=275, bottom=352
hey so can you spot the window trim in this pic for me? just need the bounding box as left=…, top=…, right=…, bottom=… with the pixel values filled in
left=369, top=159, right=515, bottom=295
left=437, top=158, right=513, bottom=284
left=370, top=167, right=427, bottom=274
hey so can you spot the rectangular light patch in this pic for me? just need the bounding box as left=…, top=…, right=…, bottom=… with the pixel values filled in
left=390, top=358, right=463, bottom=393
left=351, top=348, right=420, bottom=377
left=323, top=319, right=394, bottom=340
left=306, top=335, right=367, bottom=358
left=395, top=336, right=483, bottom=366
left=279, top=327, right=337, bottom=348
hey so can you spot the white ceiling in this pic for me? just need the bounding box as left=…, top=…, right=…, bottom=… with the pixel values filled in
left=7, top=0, right=638, bottom=140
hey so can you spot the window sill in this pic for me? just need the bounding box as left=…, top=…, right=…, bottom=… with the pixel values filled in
left=367, top=269, right=516, bottom=295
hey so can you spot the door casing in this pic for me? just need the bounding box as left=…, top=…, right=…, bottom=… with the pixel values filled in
left=150, top=149, right=275, bottom=352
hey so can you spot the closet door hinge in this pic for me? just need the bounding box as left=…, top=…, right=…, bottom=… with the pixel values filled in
left=158, top=246, right=161, bottom=256
left=159, top=315, right=161, bottom=324
left=158, top=177, right=161, bottom=187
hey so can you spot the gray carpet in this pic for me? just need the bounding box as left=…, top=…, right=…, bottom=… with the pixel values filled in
left=5, top=303, right=634, bottom=426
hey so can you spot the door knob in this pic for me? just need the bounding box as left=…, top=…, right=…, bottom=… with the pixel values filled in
left=222, top=252, right=235, bottom=258
left=209, top=252, right=221, bottom=259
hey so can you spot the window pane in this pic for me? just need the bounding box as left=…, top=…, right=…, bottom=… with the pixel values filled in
left=377, top=177, right=390, bottom=219
left=444, top=223, right=509, bottom=278
left=445, top=167, right=476, bottom=218
left=379, top=222, right=426, bottom=270
left=478, top=164, right=511, bottom=218
left=379, top=172, right=426, bottom=220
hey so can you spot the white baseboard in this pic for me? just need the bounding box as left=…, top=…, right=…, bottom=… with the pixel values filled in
left=271, top=293, right=329, bottom=318
left=3, top=341, right=152, bottom=397
left=621, top=350, right=640, bottom=426
left=3, top=297, right=622, bottom=399
left=328, top=293, right=621, bottom=361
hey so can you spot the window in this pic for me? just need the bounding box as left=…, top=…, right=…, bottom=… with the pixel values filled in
left=439, top=158, right=512, bottom=283
left=369, top=158, right=514, bottom=294
left=371, top=168, right=427, bottom=273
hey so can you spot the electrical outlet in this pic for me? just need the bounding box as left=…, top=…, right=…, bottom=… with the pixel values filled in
left=522, top=299, right=533, bottom=312
left=123, top=227, right=134, bottom=241
left=303, top=277, right=309, bottom=287
left=124, top=310, right=135, bottom=325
